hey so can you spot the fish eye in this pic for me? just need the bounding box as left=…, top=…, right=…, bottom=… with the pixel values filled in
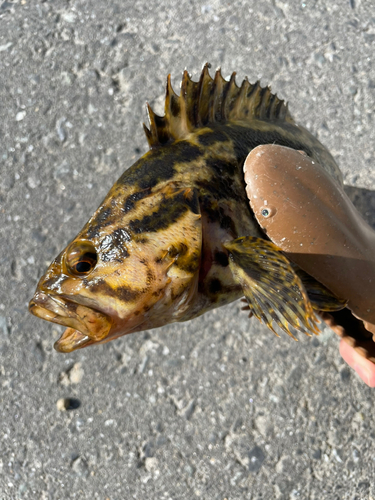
left=65, top=241, right=98, bottom=277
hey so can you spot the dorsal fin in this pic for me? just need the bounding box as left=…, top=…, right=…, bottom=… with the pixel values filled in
left=143, top=63, right=294, bottom=149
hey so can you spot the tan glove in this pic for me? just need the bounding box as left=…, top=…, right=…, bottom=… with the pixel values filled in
left=243, top=144, right=375, bottom=386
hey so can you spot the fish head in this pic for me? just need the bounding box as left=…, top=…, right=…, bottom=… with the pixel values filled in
left=29, top=184, right=202, bottom=352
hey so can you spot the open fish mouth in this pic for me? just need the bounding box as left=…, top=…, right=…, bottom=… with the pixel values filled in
left=29, top=292, right=112, bottom=353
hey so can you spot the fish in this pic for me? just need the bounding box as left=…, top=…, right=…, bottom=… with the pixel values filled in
left=29, top=63, right=347, bottom=353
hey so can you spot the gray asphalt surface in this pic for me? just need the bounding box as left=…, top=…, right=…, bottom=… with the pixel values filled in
left=1, top=1, right=375, bottom=499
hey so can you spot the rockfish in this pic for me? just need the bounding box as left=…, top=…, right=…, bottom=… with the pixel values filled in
left=29, top=64, right=346, bottom=353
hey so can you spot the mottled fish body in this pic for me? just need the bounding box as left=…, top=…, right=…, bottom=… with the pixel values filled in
left=29, top=64, right=345, bottom=352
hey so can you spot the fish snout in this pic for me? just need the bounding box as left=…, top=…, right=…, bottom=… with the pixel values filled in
left=29, top=292, right=112, bottom=353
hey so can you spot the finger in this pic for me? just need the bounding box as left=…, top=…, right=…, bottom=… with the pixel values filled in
left=340, top=337, right=375, bottom=388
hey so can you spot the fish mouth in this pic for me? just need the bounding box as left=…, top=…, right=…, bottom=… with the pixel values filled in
left=29, top=292, right=113, bottom=353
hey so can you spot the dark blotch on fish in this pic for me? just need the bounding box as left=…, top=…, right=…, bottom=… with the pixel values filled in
left=86, top=210, right=114, bottom=239
left=215, top=251, right=229, bottom=267
left=112, top=228, right=132, bottom=244
left=100, top=229, right=131, bottom=261
left=176, top=251, right=200, bottom=274
left=209, top=278, right=222, bottom=294
left=122, top=141, right=203, bottom=190
left=201, top=200, right=236, bottom=234
left=205, top=157, right=237, bottom=177
left=90, top=279, right=141, bottom=302
left=197, top=177, right=239, bottom=201
left=220, top=215, right=235, bottom=231
left=117, top=286, right=142, bottom=302
left=134, top=236, right=149, bottom=244
left=86, top=220, right=113, bottom=239
left=129, top=191, right=197, bottom=234
left=101, top=249, right=127, bottom=262
left=197, top=159, right=241, bottom=201
left=123, top=189, right=151, bottom=213
left=145, top=267, right=155, bottom=285
left=96, top=207, right=112, bottom=224
left=198, top=128, right=228, bottom=147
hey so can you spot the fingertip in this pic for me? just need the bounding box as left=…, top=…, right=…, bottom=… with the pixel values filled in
left=340, top=338, right=375, bottom=388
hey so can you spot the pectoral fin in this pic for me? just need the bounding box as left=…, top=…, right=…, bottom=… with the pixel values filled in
left=224, top=237, right=320, bottom=339
left=296, top=269, right=348, bottom=312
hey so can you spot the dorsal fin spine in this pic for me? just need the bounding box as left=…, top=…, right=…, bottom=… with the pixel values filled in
left=266, top=94, right=277, bottom=119
left=165, top=74, right=179, bottom=119
left=248, top=82, right=262, bottom=118
left=146, top=103, right=158, bottom=147
left=142, top=122, right=153, bottom=148
left=259, top=87, right=271, bottom=119
left=197, top=63, right=213, bottom=127
left=222, top=72, right=239, bottom=120
left=144, top=65, right=293, bottom=148
left=231, top=78, right=250, bottom=120
left=210, top=68, right=224, bottom=123
left=179, top=70, right=193, bottom=136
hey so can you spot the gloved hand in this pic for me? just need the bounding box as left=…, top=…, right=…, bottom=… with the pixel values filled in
left=243, top=144, right=375, bottom=387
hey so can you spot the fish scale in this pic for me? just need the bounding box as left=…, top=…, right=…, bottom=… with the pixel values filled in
left=29, top=64, right=346, bottom=353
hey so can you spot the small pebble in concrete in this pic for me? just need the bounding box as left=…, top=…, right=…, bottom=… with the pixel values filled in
left=56, top=398, right=81, bottom=411
left=15, top=111, right=26, bottom=121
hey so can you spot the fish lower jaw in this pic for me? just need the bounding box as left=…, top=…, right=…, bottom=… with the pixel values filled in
left=54, top=328, right=92, bottom=353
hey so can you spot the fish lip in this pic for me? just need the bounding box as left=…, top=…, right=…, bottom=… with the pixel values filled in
left=30, top=291, right=92, bottom=314
left=29, top=292, right=70, bottom=323
left=29, top=292, right=82, bottom=324
left=29, top=291, right=112, bottom=343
